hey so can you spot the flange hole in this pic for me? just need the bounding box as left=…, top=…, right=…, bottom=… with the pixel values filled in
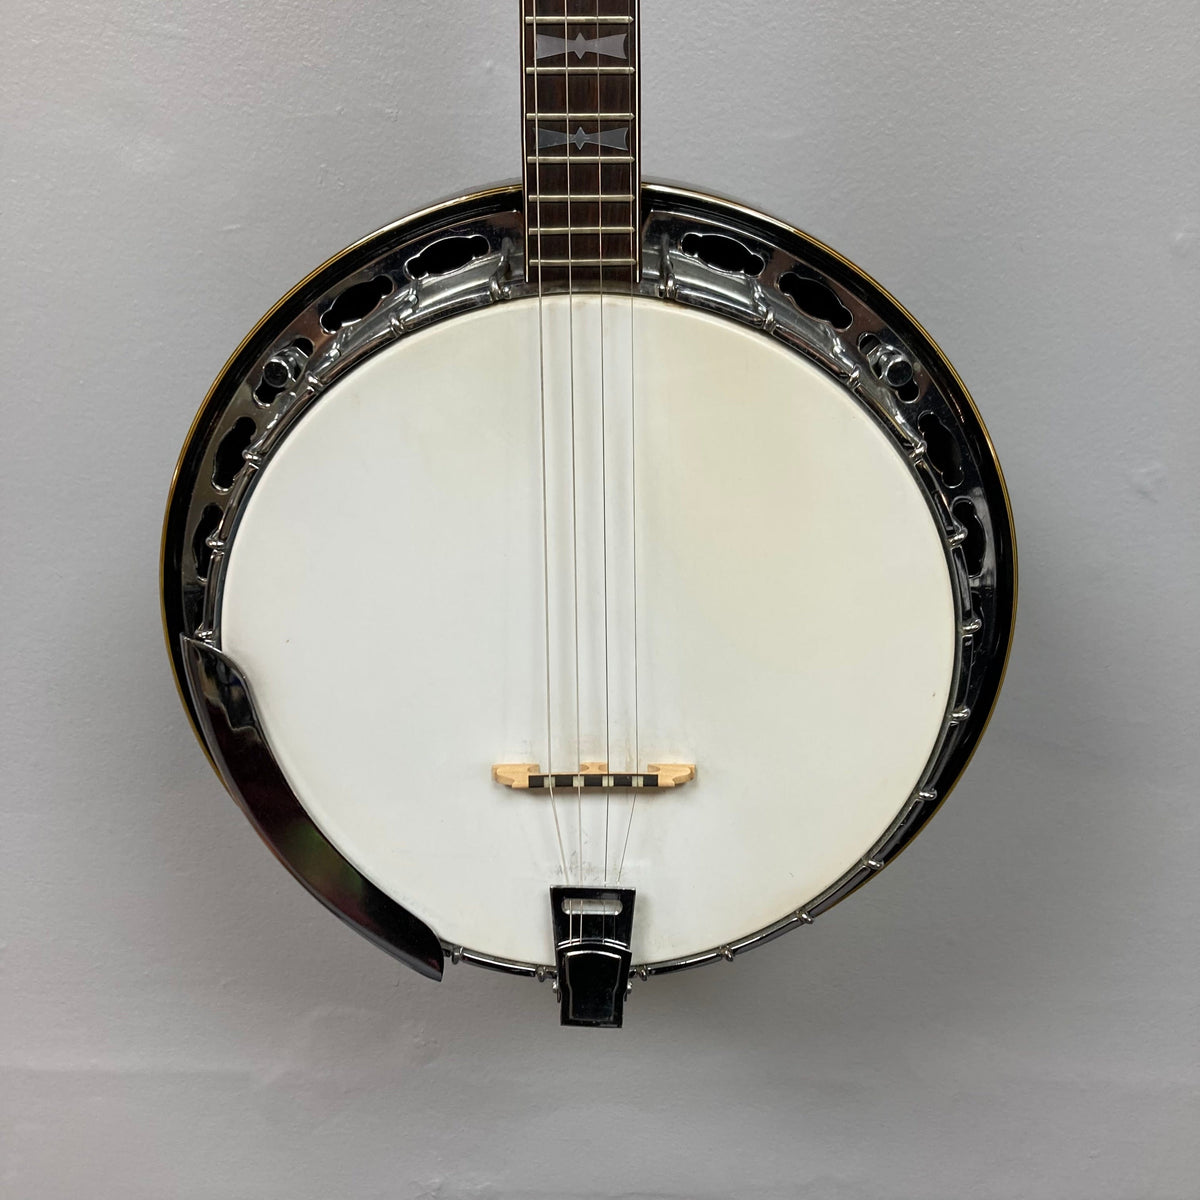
left=953, top=498, right=987, bottom=577
left=918, top=412, right=965, bottom=487
left=406, top=234, right=490, bottom=279
left=680, top=231, right=765, bottom=276
left=320, top=275, right=394, bottom=332
left=779, top=272, right=852, bottom=329
left=212, top=417, right=256, bottom=491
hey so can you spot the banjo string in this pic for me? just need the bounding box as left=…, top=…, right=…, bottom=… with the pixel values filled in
left=533, top=8, right=569, bottom=886
left=563, top=0, right=584, bottom=886
left=596, top=0, right=613, bottom=885
left=618, top=0, right=640, bottom=885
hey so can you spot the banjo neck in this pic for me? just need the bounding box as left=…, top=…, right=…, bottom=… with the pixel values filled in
left=522, top=0, right=641, bottom=290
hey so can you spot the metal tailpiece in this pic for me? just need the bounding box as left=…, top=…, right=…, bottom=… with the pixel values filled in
left=550, top=887, right=636, bottom=1028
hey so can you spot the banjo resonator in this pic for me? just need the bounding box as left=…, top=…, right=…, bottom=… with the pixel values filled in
left=162, top=0, right=1015, bottom=1028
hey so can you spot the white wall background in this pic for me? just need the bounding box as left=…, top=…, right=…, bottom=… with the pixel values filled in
left=3, top=2, right=1198, bottom=1197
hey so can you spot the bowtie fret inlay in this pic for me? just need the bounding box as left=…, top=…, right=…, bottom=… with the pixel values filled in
left=535, top=32, right=628, bottom=61
left=536, top=125, right=630, bottom=151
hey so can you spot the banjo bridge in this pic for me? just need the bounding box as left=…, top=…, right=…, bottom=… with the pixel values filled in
left=493, top=762, right=695, bottom=791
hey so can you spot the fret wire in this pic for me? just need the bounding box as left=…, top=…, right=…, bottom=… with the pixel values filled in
left=525, top=15, right=633, bottom=22
left=526, top=113, right=636, bottom=120
left=526, top=66, right=635, bottom=74
left=537, top=225, right=635, bottom=233
left=527, top=154, right=635, bottom=162
left=530, top=193, right=635, bottom=201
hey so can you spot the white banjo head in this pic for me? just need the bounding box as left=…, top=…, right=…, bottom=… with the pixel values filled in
left=219, top=295, right=954, bottom=966
left=163, top=184, right=1015, bottom=1004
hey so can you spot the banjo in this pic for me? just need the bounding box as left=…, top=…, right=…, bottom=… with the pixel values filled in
left=162, top=0, right=1016, bottom=1027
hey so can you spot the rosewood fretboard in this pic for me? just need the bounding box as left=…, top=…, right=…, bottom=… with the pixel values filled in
left=522, top=0, right=641, bottom=290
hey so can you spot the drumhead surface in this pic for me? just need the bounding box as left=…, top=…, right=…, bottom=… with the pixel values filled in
left=220, top=295, right=956, bottom=964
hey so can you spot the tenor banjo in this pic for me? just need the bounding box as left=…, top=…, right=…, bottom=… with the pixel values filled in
left=162, top=0, right=1016, bottom=1027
